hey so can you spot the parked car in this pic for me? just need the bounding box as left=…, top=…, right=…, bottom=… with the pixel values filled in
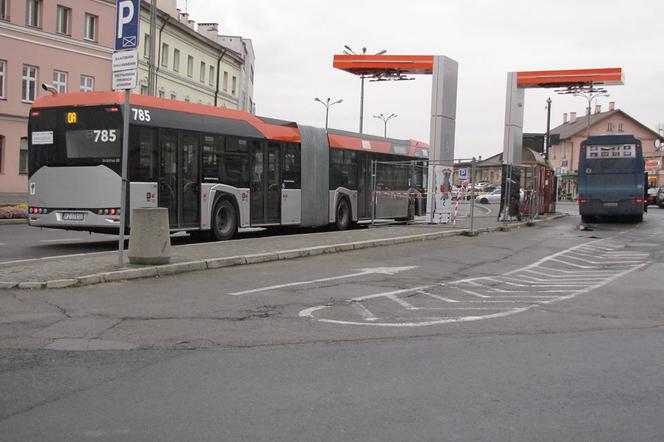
left=646, top=187, right=659, bottom=205
left=656, top=186, right=664, bottom=208
left=475, top=188, right=503, bottom=204
left=475, top=188, right=525, bottom=204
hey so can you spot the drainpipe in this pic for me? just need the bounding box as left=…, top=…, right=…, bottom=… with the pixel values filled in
left=154, top=18, right=168, bottom=95
left=214, top=49, right=228, bottom=107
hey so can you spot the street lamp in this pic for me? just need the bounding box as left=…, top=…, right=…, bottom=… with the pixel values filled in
left=555, top=84, right=609, bottom=137
left=343, top=45, right=387, bottom=134
left=314, top=97, right=343, bottom=130
left=373, top=113, right=397, bottom=138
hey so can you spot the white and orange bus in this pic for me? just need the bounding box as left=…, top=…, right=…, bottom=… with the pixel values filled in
left=27, top=92, right=428, bottom=240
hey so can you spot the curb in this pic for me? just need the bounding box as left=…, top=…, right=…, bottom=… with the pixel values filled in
left=1, top=213, right=568, bottom=290
left=0, top=218, right=28, bottom=225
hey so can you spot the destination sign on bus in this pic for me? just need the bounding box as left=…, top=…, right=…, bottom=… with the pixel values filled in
left=586, top=144, right=635, bottom=159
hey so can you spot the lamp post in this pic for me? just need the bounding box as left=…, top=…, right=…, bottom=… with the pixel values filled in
left=343, top=45, right=386, bottom=134
left=545, top=97, right=552, bottom=160
left=373, top=113, right=397, bottom=138
left=314, top=97, right=343, bottom=130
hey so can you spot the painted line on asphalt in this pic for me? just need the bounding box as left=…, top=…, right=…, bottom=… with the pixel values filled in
left=299, top=231, right=650, bottom=327
left=227, top=266, right=417, bottom=296
left=40, top=238, right=84, bottom=243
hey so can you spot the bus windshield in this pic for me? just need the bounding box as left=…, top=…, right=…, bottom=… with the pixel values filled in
left=29, top=105, right=123, bottom=175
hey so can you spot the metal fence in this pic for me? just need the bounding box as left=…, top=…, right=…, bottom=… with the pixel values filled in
left=369, top=158, right=556, bottom=234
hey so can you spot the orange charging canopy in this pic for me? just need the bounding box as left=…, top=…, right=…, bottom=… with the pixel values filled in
left=516, top=67, right=624, bottom=88
left=333, top=54, right=435, bottom=76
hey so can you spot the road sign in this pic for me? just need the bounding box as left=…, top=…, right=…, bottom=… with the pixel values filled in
left=458, top=168, right=468, bottom=179
left=112, top=70, right=137, bottom=90
left=115, top=0, right=140, bottom=50
left=112, top=49, right=138, bottom=72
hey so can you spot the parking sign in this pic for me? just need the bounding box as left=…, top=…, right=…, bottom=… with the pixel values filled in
left=458, top=168, right=468, bottom=179
left=115, top=0, right=140, bottom=50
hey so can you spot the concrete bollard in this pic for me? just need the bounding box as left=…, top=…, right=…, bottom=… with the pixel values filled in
left=128, top=208, right=171, bottom=265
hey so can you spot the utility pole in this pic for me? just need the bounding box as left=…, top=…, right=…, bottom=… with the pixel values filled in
left=147, top=0, right=157, bottom=95
left=545, top=98, right=552, bottom=160
left=343, top=45, right=386, bottom=134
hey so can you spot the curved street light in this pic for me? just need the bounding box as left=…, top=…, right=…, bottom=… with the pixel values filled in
left=373, top=113, right=398, bottom=138
left=344, top=45, right=387, bottom=134
left=314, top=97, right=343, bottom=129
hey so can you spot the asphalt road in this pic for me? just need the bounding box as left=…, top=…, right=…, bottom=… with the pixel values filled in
left=1, top=207, right=663, bottom=441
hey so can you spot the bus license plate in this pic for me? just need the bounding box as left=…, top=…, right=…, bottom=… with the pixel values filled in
left=603, top=202, right=618, bottom=207
left=62, top=212, right=85, bottom=221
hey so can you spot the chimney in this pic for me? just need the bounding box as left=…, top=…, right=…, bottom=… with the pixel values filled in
left=595, top=104, right=601, bottom=114
left=178, top=11, right=189, bottom=25
left=188, top=19, right=196, bottom=30
left=608, top=101, right=615, bottom=111
left=563, top=113, right=568, bottom=123
left=198, top=22, right=219, bottom=40
left=570, top=112, right=577, bottom=123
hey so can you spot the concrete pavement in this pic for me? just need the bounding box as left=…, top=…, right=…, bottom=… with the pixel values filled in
left=0, top=212, right=566, bottom=289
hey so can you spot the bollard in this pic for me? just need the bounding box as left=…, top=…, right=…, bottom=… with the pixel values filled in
left=128, top=208, right=171, bottom=265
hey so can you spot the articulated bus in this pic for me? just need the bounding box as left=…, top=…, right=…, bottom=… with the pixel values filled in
left=577, top=135, right=647, bottom=223
left=27, top=92, right=428, bottom=240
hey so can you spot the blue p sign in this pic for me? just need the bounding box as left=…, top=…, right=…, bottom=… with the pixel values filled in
left=115, top=0, right=139, bottom=50
left=458, top=168, right=468, bottom=179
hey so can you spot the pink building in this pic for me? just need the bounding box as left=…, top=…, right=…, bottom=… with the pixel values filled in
left=548, top=102, right=664, bottom=198
left=0, top=0, right=115, bottom=201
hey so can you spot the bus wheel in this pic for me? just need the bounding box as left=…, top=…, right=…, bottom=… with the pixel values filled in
left=335, top=198, right=351, bottom=231
left=581, top=215, right=592, bottom=223
left=211, top=199, right=238, bottom=241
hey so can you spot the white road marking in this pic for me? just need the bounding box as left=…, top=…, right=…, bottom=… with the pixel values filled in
left=40, top=238, right=84, bottom=243
left=227, top=266, right=417, bottom=296
left=299, top=233, right=651, bottom=327
left=417, top=291, right=459, bottom=303
left=351, top=302, right=378, bottom=321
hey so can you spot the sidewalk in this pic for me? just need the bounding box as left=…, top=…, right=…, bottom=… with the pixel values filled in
left=0, top=213, right=567, bottom=290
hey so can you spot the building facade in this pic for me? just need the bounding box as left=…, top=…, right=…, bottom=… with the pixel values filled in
left=548, top=102, right=663, bottom=198
left=217, top=34, right=255, bottom=113
left=0, top=0, right=254, bottom=200
left=136, top=1, right=244, bottom=108
left=0, top=0, right=115, bottom=196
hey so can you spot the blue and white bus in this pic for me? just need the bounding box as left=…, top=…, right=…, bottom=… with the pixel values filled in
left=577, top=135, right=647, bottom=223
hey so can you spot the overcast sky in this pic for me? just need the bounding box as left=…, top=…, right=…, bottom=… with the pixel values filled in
left=178, top=0, right=663, bottom=159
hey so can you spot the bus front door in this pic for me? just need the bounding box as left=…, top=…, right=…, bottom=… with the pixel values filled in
left=250, top=141, right=281, bottom=225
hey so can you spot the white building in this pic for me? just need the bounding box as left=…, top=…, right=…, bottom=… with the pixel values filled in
left=217, top=34, right=255, bottom=114
left=136, top=0, right=246, bottom=109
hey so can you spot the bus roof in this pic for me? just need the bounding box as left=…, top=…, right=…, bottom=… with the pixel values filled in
left=581, top=135, right=641, bottom=146
left=31, top=92, right=428, bottom=156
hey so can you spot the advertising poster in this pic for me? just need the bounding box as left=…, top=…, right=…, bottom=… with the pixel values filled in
left=433, top=165, right=453, bottom=223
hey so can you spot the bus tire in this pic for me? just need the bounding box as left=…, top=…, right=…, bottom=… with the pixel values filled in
left=635, top=214, right=643, bottom=223
left=211, top=198, right=238, bottom=241
left=335, top=198, right=351, bottom=231
left=581, top=215, right=592, bottom=223
left=480, top=198, right=489, bottom=204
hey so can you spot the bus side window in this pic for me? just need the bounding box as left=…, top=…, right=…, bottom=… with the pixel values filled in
left=129, top=126, right=157, bottom=182
left=224, top=137, right=250, bottom=188
left=202, top=134, right=223, bottom=180
left=343, top=150, right=358, bottom=190
left=282, top=143, right=301, bottom=189
left=330, top=148, right=344, bottom=190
